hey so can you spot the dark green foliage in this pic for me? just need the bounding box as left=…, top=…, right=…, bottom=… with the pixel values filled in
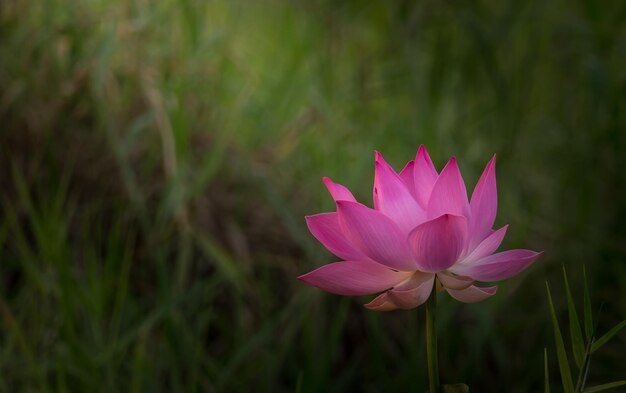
left=546, top=282, right=575, bottom=393
left=1, top=0, right=625, bottom=392
left=545, top=268, right=626, bottom=392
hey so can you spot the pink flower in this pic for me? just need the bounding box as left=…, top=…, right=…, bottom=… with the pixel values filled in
left=298, top=146, right=542, bottom=311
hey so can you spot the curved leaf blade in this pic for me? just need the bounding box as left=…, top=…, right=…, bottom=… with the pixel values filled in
left=546, top=282, right=574, bottom=393
left=583, top=265, right=593, bottom=342
left=591, top=319, right=626, bottom=353
left=583, top=380, right=626, bottom=392
left=562, top=267, right=585, bottom=368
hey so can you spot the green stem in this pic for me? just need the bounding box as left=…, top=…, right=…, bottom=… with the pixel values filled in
left=426, top=283, right=440, bottom=393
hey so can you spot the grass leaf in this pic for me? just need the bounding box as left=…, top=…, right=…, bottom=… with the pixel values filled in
left=591, top=320, right=626, bottom=353
left=583, top=380, right=626, bottom=392
left=546, top=282, right=574, bottom=393
left=562, top=266, right=585, bottom=368
left=583, top=265, right=593, bottom=342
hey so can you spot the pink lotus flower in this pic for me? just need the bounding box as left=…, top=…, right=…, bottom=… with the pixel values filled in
left=298, top=146, right=542, bottom=311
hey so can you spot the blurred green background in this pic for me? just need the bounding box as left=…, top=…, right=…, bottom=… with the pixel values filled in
left=1, top=0, right=625, bottom=392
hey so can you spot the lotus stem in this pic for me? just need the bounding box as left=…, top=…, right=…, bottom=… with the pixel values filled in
left=426, top=283, right=440, bottom=393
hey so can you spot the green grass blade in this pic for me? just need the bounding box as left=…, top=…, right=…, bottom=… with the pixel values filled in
left=544, top=347, right=550, bottom=393
left=583, top=380, right=626, bottom=392
left=546, top=282, right=574, bottom=393
left=591, top=319, right=626, bottom=353
left=562, top=266, right=585, bottom=368
left=583, top=265, right=593, bottom=342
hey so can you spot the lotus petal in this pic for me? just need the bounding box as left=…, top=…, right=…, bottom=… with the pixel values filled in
left=323, top=177, right=356, bottom=202
left=437, top=272, right=474, bottom=290
left=305, top=213, right=368, bottom=261
left=450, top=250, right=543, bottom=281
left=399, top=160, right=417, bottom=199
left=373, top=152, right=425, bottom=234
left=364, top=292, right=399, bottom=311
left=337, top=201, right=417, bottom=271
left=469, top=155, right=497, bottom=249
left=461, top=225, right=508, bottom=264
left=447, top=285, right=497, bottom=303
left=414, top=145, right=439, bottom=209
left=427, top=157, right=470, bottom=219
left=408, top=214, right=468, bottom=272
left=387, top=272, right=435, bottom=309
left=298, top=260, right=411, bottom=296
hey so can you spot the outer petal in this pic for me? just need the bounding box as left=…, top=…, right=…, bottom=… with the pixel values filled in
left=337, top=201, right=417, bottom=271
left=437, top=272, right=473, bottom=290
left=408, top=214, right=468, bottom=273
left=298, top=260, right=411, bottom=296
left=387, top=272, right=435, bottom=309
left=450, top=250, right=543, bottom=281
left=414, top=145, right=439, bottom=209
left=364, top=292, right=399, bottom=311
left=469, top=155, right=497, bottom=249
left=306, top=213, right=368, bottom=261
left=460, top=225, right=508, bottom=264
left=427, top=157, right=470, bottom=219
left=447, top=285, right=497, bottom=303
left=399, top=160, right=417, bottom=199
left=323, top=177, right=356, bottom=202
left=373, top=152, right=425, bottom=234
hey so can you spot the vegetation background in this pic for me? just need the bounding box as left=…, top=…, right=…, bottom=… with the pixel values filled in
left=1, top=0, right=625, bottom=392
